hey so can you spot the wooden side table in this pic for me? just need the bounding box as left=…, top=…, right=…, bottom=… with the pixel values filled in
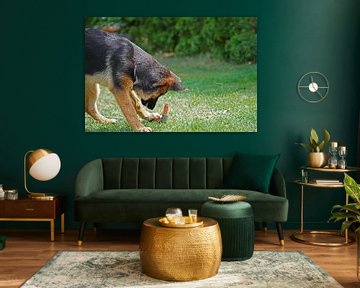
left=0, top=195, right=66, bottom=241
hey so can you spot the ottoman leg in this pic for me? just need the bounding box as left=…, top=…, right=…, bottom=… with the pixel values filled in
left=276, top=222, right=285, bottom=246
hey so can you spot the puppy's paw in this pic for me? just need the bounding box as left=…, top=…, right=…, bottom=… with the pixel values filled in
left=147, top=113, right=162, bottom=122
left=87, top=112, right=117, bottom=124
left=138, top=126, right=153, bottom=132
left=103, top=118, right=117, bottom=124
left=97, top=116, right=116, bottom=124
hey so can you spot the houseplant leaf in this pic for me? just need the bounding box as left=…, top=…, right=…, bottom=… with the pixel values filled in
left=296, top=128, right=330, bottom=153
left=295, top=142, right=312, bottom=152
left=310, top=128, right=319, bottom=144
left=317, top=140, right=325, bottom=152
left=323, top=129, right=330, bottom=144
left=344, top=173, right=360, bottom=204
left=329, top=174, right=360, bottom=234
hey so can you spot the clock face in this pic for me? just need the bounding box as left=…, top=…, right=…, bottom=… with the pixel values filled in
left=297, top=72, right=329, bottom=103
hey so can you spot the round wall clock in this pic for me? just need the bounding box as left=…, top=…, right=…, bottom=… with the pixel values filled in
left=297, top=72, right=329, bottom=103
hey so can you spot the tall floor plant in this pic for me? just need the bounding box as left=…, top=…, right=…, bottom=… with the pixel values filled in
left=329, top=173, right=360, bottom=280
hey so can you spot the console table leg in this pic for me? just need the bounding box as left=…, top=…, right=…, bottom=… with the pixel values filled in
left=61, top=213, right=65, bottom=234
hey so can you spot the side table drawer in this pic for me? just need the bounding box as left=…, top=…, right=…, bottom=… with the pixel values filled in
left=1, top=201, right=55, bottom=218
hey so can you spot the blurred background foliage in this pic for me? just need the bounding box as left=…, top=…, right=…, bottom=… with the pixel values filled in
left=85, top=17, right=257, bottom=64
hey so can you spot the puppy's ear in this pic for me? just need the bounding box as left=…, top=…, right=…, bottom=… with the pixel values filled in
left=170, top=72, right=187, bottom=91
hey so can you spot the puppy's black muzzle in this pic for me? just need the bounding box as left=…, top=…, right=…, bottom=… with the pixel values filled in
left=142, top=99, right=158, bottom=110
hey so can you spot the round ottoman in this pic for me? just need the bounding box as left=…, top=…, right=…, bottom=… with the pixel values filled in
left=201, top=200, right=254, bottom=261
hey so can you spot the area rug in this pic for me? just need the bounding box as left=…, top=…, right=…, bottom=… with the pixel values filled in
left=21, top=251, right=342, bottom=288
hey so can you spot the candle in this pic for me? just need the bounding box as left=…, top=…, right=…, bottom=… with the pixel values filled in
left=330, top=142, right=338, bottom=148
left=338, top=146, right=346, bottom=153
left=337, top=146, right=347, bottom=169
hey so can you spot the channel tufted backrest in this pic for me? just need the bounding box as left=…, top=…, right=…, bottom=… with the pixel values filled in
left=102, top=158, right=233, bottom=189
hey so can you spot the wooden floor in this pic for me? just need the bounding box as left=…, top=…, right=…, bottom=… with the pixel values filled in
left=0, top=228, right=358, bottom=288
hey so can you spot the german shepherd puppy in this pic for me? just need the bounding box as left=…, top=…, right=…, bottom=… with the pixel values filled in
left=85, top=28, right=185, bottom=132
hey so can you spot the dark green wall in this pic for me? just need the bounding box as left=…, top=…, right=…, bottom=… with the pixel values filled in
left=1, top=0, right=359, bottom=230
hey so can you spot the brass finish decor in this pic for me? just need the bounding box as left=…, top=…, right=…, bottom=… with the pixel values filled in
left=307, top=152, right=328, bottom=168
left=302, top=166, right=360, bottom=173
left=158, top=217, right=203, bottom=228
left=208, top=194, right=246, bottom=203
left=293, top=180, right=343, bottom=188
left=0, top=196, right=66, bottom=241
left=140, top=217, right=222, bottom=281
left=291, top=230, right=354, bottom=247
left=292, top=166, right=360, bottom=246
left=24, top=148, right=61, bottom=199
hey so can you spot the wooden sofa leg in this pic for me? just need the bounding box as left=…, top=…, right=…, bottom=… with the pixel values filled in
left=276, top=222, right=285, bottom=246
left=77, top=222, right=86, bottom=246
left=262, top=222, right=268, bottom=232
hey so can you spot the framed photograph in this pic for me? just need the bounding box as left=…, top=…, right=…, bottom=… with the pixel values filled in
left=85, top=17, right=257, bottom=132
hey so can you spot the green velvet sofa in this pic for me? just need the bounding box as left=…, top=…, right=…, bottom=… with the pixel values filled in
left=74, top=157, right=288, bottom=245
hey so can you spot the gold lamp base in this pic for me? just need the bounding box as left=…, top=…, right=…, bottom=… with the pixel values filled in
left=28, top=192, right=55, bottom=200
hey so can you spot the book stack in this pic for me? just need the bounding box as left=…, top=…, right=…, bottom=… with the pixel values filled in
left=314, top=179, right=341, bottom=185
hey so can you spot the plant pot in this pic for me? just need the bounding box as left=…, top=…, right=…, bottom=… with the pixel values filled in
left=307, top=152, right=328, bottom=168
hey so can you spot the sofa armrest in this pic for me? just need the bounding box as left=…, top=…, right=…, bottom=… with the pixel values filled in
left=75, top=159, right=104, bottom=199
left=269, top=168, right=287, bottom=198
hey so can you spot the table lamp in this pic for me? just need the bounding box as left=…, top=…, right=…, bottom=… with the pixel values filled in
left=24, top=149, right=61, bottom=199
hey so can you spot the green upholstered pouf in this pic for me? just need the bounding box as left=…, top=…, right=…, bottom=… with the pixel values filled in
left=201, top=201, right=254, bottom=261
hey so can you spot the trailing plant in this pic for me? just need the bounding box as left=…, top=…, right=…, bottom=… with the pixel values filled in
left=329, top=173, right=360, bottom=233
left=296, top=128, right=330, bottom=152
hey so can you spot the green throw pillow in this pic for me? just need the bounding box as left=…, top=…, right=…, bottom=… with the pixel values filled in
left=224, top=153, right=280, bottom=193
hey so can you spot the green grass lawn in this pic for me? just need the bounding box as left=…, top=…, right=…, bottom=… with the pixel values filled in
left=85, top=55, right=257, bottom=132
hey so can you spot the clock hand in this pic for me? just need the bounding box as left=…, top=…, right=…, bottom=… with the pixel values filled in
left=308, top=81, right=319, bottom=92
left=316, top=90, right=323, bottom=98
left=308, top=76, right=315, bottom=91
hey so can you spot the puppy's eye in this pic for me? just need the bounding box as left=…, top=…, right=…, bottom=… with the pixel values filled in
left=151, top=83, right=163, bottom=89
left=151, top=84, right=167, bottom=92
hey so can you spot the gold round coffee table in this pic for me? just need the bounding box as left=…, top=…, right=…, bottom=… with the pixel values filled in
left=139, top=217, right=222, bottom=281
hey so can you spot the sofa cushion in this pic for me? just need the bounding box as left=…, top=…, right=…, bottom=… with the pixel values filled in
left=223, top=153, right=280, bottom=193
left=75, top=188, right=288, bottom=222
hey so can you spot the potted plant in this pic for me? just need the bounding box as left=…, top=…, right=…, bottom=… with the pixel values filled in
left=329, top=173, right=360, bottom=233
left=329, top=173, right=360, bottom=279
left=296, top=128, right=330, bottom=167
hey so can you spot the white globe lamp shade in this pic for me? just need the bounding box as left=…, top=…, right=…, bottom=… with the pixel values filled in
left=28, top=150, right=61, bottom=181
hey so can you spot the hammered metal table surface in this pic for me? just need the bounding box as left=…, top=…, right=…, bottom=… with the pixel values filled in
left=139, top=217, right=222, bottom=281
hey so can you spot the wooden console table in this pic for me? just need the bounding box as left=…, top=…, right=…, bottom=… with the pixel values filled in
left=0, top=195, right=65, bottom=241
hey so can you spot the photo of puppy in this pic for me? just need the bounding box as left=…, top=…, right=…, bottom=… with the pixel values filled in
left=85, top=28, right=185, bottom=132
